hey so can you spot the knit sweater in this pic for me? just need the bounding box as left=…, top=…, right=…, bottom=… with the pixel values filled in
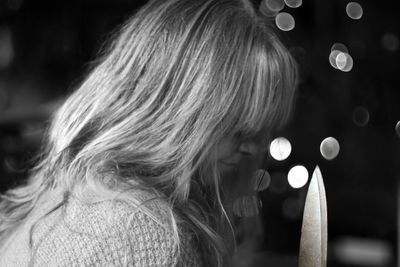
left=0, top=191, right=203, bottom=266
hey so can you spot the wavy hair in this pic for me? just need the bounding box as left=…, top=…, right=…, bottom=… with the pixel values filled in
left=0, top=0, right=297, bottom=265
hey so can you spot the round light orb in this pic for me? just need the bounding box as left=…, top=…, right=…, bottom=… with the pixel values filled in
left=287, top=165, right=308, bottom=189
left=346, top=2, right=363, bottom=20
left=253, top=169, right=271, bottom=191
left=269, top=137, right=292, bottom=161
left=341, top=53, right=354, bottom=72
left=331, top=42, right=349, bottom=53
left=352, top=106, right=370, bottom=127
left=382, top=33, right=399, bottom=52
left=331, top=51, right=353, bottom=72
left=265, top=0, right=285, bottom=12
left=329, top=50, right=341, bottom=69
left=284, top=0, right=302, bottom=8
left=275, top=12, right=295, bottom=31
left=320, top=137, right=340, bottom=160
left=395, top=121, right=400, bottom=138
left=335, top=52, right=348, bottom=70
left=233, top=196, right=260, bottom=217
left=260, top=0, right=279, bottom=17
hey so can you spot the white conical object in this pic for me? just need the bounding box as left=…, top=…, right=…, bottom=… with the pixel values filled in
left=299, top=166, right=328, bottom=267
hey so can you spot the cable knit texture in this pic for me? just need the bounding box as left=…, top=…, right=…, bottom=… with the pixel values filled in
left=0, top=191, right=203, bottom=266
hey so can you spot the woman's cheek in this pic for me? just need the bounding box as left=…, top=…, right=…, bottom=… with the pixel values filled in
left=215, top=137, right=240, bottom=161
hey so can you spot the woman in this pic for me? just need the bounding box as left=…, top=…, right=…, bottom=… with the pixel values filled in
left=0, top=0, right=297, bottom=266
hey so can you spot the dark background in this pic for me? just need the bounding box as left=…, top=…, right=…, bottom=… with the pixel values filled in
left=0, top=0, right=398, bottom=266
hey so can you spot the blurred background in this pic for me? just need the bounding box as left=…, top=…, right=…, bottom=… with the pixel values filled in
left=0, top=0, right=398, bottom=266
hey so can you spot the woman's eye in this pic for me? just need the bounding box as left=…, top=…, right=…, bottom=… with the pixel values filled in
left=235, top=131, right=247, bottom=139
left=236, top=132, right=254, bottom=141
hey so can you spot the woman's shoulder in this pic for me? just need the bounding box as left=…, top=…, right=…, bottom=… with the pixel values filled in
left=63, top=189, right=175, bottom=237
left=29, top=190, right=180, bottom=266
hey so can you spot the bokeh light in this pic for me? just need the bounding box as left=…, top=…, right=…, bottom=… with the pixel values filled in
left=395, top=121, right=400, bottom=138
left=275, top=12, right=295, bottom=31
left=284, top=0, right=302, bottom=8
left=253, top=169, right=271, bottom=191
left=0, top=27, right=14, bottom=70
left=287, top=165, right=308, bottom=189
left=265, top=0, right=285, bottom=12
left=333, top=237, right=393, bottom=267
left=269, top=137, right=292, bottom=161
left=260, top=0, right=285, bottom=17
left=329, top=50, right=353, bottom=72
left=337, top=52, right=353, bottom=72
left=329, top=50, right=341, bottom=69
left=340, top=53, right=354, bottom=72
left=282, top=197, right=302, bottom=219
left=233, top=196, right=260, bottom=217
left=320, top=137, right=340, bottom=160
left=331, top=42, right=349, bottom=53
left=352, top=106, right=370, bottom=127
left=381, top=33, right=399, bottom=52
left=346, top=2, right=363, bottom=20
left=336, top=52, right=348, bottom=70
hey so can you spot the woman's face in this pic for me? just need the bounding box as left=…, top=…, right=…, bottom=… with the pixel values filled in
left=215, top=128, right=270, bottom=202
left=216, top=129, right=270, bottom=175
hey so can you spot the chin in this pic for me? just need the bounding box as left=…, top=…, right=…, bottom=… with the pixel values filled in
left=218, top=162, right=238, bottom=175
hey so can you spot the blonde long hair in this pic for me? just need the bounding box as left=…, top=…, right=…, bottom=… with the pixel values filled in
left=0, top=0, right=297, bottom=265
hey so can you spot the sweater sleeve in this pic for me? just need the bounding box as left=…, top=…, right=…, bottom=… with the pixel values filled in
left=31, top=199, right=180, bottom=266
left=122, top=208, right=179, bottom=266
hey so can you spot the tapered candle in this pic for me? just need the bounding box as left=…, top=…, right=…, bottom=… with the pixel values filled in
left=299, top=166, right=327, bottom=267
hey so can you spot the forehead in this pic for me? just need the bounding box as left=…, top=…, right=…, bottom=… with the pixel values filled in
left=257, top=126, right=272, bottom=140
left=255, top=123, right=271, bottom=136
